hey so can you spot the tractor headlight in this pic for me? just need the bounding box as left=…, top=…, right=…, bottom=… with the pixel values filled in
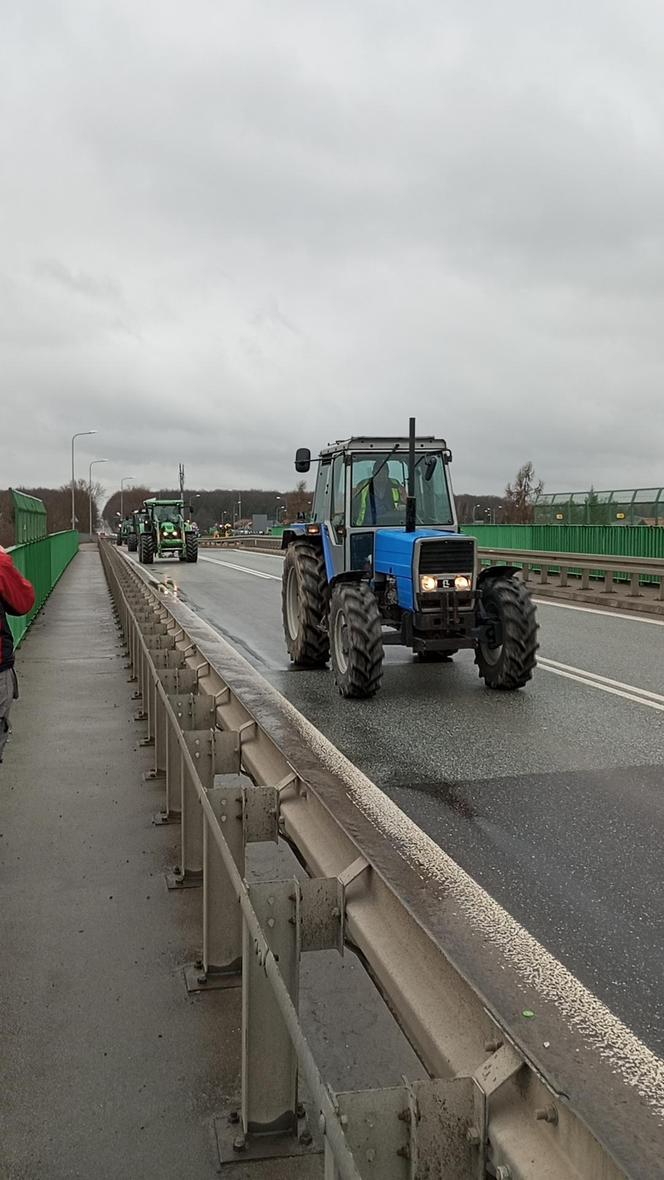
left=454, top=575, right=471, bottom=591
left=420, top=575, right=438, bottom=592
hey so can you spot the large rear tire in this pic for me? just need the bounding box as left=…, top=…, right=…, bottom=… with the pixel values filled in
left=475, top=577, right=538, bottom=689
left=185, top=533, right=198, bottom=563
left=282, top=542, right=329, bottom=667
left=329, top=582, right=384, bottom=699
left=139, top=533, right=154, bottom=565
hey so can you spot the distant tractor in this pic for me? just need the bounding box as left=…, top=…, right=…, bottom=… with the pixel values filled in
left=281, top=420, right=538, bottom=698
left=126, top=509, right=147, bottom=553
left=138, top=498, right=198, bottom=565
left=117, top=516, right=133, bottom=546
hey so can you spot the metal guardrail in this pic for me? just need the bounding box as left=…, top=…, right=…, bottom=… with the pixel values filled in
left=200, top=535, right=664, bottom=596
left=100, top=539, right=663, bottom=1179
left=480, top=547, right=664, bottom=599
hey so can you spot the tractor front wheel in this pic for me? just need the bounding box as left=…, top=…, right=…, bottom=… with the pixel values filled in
left=116, top=532, right=123, bottom=546
left=282, top=542, right=329, bottom=667
left=139, top=534, right=154, bottom=565
left=475, top=577, right=538, bottom=689
left=185, top=534, right=198, bottom=563
left=330, top=582, right=384, bottom=699
left=127, top=534, right=138, bottom=553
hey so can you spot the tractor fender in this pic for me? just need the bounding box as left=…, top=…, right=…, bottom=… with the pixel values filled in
left=329, top=571, right=366, bottom=588
left=477, top=563, right=521, bottom=586
left=281, top=526, right=309, bottom=549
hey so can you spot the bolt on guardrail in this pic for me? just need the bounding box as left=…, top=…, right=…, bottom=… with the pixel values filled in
left=100, top=539, right=646, bottom=1178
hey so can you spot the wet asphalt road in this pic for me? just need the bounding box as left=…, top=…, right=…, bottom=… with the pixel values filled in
left=130, top=547, right=664, bottom=1056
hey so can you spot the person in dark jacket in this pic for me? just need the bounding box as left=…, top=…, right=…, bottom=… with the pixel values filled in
left=0, top=546, right=35, bottom=763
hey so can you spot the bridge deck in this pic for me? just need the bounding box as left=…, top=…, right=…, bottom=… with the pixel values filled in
left=1, top=546, right=419, bottom=1179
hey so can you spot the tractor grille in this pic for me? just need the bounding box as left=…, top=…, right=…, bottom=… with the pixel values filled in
left=418, top=537, right=475, bottom=574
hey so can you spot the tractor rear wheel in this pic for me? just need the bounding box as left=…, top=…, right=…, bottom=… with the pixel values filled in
left=139, top=534, right=154, bottom=565
left=185, top=534, right=198, bottom=563
left=282, top=542, right=329, bottom=667
left=475, top=577, right=538, bottom=689
left=330, top=582, right=384, bottom=699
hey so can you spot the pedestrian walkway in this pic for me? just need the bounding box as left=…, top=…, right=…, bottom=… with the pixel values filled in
left=1, top=546, right=239, bottom=1179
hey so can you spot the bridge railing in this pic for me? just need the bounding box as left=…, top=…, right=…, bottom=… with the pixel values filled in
left=8, top=531, right=79, bottom=647
left=99, top=537, right=662, bottom=1179
left=199, top=534, right=664, bottom=599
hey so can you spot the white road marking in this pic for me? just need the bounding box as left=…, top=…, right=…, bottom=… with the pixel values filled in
left=539, top=657, right=664, bottom=703
left=199, top=555, right=281, bottom=581
left=534, top=598, right=664, bottom=625
left=538, top=658, right=664, bottom=712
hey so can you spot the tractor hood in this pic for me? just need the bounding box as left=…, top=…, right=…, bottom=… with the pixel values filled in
left=373, top=528, right=474, bottom=611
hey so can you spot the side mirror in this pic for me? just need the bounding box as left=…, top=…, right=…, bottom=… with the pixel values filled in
left=443, top=449, right=453, bottom=465
left=295, top=447, right=311, bottom=473
left=188, top=504, right=194, bottom=513
left=424, top=455, right=437, bottom=482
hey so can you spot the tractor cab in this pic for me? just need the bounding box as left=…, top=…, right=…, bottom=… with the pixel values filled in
left=281, top=420, right=538, bottom=698
left=285, top=436, right=458, bottom=582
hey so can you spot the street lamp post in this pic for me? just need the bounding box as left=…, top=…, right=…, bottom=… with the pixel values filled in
left=71, top=430, right=97, bottom=531
left=88, top=459, right=108, bottom=536
left=120, top=476, right=136, bottom=519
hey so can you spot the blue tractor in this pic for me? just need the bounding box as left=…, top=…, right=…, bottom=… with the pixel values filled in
left=281, top=420, right=538, bottom=698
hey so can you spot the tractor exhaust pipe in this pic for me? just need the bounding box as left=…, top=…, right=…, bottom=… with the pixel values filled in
left=405, top=416, right=416, bottom=533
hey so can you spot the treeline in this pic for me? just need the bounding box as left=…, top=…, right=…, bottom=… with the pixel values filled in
left=0, top=482, right=104, bottom=547
left=102, top=486, right=312, bottom=532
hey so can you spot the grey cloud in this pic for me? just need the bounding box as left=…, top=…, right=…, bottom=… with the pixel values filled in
left=1, top=0, right=663, bottom=498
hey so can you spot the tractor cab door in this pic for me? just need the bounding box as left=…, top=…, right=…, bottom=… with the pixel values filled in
left=318, top=453, right=346, bottom=580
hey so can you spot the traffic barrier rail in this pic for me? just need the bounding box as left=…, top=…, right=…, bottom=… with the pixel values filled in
left=8, top=530, right=79, bottom=647
left=199, top=534, right=664, bottom=596
left=100, top=538, right=663, bottom=1179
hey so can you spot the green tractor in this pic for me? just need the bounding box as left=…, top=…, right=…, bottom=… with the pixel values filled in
left=138, top=498, right=198, bottom=565
left=117, top=516, right=133, bottom=546
left=126, top=509, right=147, bottom=553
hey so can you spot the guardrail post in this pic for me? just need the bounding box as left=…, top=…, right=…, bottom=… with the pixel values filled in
left=166, top=701, right=240, bottom=889
left=184, top=775, right=248, bottom=993
left=241, top=881, right=299, bottom=1141
left=152, top=672, right=198, bottom=824
left=166, top=731, right=208, bottom=889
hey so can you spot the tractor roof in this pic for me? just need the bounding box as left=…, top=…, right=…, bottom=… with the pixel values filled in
left=144, top=498, right=184, bottom=507
left=320, top=436, right=447, bottom=458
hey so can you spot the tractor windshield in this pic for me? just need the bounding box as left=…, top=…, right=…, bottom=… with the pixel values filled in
left=351, top=452, right=454, bottom=527
left=154, top=506, right=181, bottom=524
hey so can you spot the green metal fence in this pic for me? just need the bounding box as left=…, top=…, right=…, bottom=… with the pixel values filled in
left=11, top=488, right=48, bottom=543
left=462, top=523, right=664, bottom=560
left=7, top=531, right=79, bottom=648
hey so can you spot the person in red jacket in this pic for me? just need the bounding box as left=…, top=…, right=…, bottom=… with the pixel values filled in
left=0, top=546, right=35, bottom=763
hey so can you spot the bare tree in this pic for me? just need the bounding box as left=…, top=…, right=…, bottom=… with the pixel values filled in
left=285, top=479, right=312, bottom=522
left=503, top=462, right=543, bottom=524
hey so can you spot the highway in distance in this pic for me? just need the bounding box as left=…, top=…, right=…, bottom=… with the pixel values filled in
left=129, top=546, right=664, bottom=1060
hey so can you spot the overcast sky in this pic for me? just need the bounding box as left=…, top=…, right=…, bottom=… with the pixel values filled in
left=2, top=0, right=664, bottom=498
